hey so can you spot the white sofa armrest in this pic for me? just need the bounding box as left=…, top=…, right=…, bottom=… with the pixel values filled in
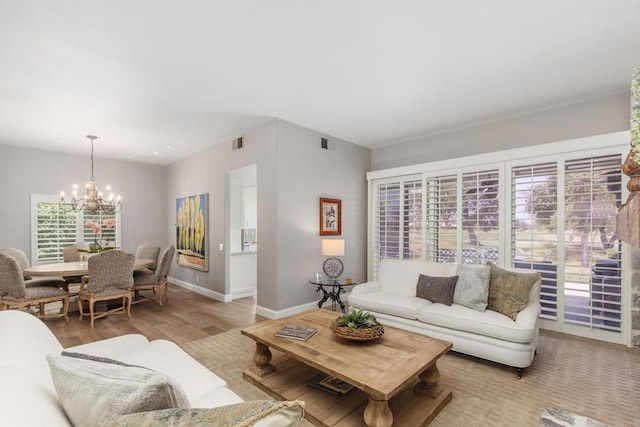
left=350, top=281, right=380, bottom=295
left=65, top=334, right=151, bottom=359
left=515, top=302, right=542, bottom=328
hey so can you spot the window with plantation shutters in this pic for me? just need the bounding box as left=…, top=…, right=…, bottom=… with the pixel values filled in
left=34, top=199, right=77, bottom=262
left=368, top=132, right=628, bottom=344
left=373, top=177, right=421, bottom=277
left=461, top=170, right=500, bottom=265
left=31, top=194, right=121, bottom=264
left=425, top=175, right=457, bottom=262
left=563, top=154, right=622, bottom=332
left=511, top=162, right=559, bottom=320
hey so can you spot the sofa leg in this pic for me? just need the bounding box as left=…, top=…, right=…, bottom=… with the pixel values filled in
left=516, top=368, right=524, bottom=379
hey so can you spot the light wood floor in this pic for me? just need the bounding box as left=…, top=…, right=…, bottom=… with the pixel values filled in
left=45, top=284, right=268, bottom=348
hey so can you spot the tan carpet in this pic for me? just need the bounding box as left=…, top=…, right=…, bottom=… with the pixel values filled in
left=181, top=329, right=640, bottom=427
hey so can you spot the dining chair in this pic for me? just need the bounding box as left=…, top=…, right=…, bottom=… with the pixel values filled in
left=77, top=250, right=135, bottom=328
left=63, top=245, right=80, bottom=262
left=132, top=245, right=175, bottom=306
left=0, top=253, right=69, bottom=321
left=135, top=243, right=161, bottom=274
left=61, top=245, right=83, bottom=288
left=0, top=248, right=66, bottom=288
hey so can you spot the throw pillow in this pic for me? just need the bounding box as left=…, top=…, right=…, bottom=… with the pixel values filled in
left=47, top=351, right=190, bottom=427
left=487, top=263, right=540, bottom=320
left=86, top=400, right=306, bottom=427
left=453, top=264, right=491, bottom=311
left=415, top=274, right=459, bottom=306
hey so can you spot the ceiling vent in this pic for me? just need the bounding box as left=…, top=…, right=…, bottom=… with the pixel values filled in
left=232, top=136, right=244, bottom=151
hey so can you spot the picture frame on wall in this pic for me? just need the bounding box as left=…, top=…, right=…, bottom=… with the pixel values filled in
left=319, top=197, right=341, bottom=236
left=176, top=193, right=209, bottom=271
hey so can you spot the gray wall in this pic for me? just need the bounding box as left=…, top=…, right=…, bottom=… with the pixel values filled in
left=0, top=144, right=167, bottom=261
left=372, top=93, right=631, bottom=170
left=166, top=119, right=371, bottom=312
left=166, top=119, right=279, bottom=301
left=274, top=120, right=370, bottom=310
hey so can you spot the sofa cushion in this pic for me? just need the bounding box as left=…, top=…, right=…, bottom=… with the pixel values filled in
left=417, top=303, right=537, bottom=343
left=348, top=291, right=431, bottom=320
left=454, top=264, right=491, bottom=311
left=377, top=259, right=458, bottom=296
left=487, top=263, right=541, bottom=320
left=415, top=274, right=458, bottom=306
left=47, top=351, right=190, bottom=427
left=87, top=400, right=305, bottom=427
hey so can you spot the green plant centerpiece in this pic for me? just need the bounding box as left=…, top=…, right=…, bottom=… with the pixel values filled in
left=330, top=308, right=384, bottom=341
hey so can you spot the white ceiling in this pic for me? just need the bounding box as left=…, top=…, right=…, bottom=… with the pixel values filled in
left=1, top=1, right=639, bottom=165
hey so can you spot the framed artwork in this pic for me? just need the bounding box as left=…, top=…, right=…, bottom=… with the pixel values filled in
left=319, top=197, right=341, bottom=236
left=176, top=193, right=209, bottom=271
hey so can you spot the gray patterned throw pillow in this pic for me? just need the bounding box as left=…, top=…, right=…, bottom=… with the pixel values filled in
left=47, top=351, right=190, bottom=427
left=415, top=274, right=458, bottom=306
left=453, top=264, right=491, bottom=311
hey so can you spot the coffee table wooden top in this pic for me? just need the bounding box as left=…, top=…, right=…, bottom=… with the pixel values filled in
left=241, top=308, right=452, bottom=401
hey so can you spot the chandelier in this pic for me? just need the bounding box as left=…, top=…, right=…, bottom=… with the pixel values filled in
left=59, top=135, right=122, bottom=214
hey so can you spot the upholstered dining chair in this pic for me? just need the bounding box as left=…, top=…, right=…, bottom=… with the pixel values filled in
left=61, top=245, right=83, bottom=288
left=77, top=250, right=135, bottom=328
left=0, top=247, right=66, bottom=288
left=134, top=243, right=161, bottom=274
left=132, top=245, right=175, bottom=306
left=0, top=252, right=69, bottom=321
left=63, top=245, right=80, bottom=262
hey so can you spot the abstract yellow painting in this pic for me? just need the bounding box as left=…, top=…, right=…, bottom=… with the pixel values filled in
left=176, top=193, right=208, bottom=271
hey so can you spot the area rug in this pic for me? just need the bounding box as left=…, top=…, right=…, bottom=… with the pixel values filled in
left=540, top=407, right=608, bottom=427
left=181, top=328, right=640, bottom=426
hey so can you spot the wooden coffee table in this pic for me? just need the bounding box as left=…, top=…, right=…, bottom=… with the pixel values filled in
left=241, top=309, right=452, bottom=427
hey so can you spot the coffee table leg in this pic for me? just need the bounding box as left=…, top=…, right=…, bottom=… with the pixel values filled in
left=364, top=398, right=393, bottom=427
left=414, top=361, right=444, bottom=399
left=252, top=342, right=276, bottom=377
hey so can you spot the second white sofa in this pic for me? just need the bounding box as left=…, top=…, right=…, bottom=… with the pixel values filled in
left=348, top=259, right=542, bottom=377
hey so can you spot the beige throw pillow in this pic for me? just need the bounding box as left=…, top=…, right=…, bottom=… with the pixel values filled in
left=47, top=352, right=190, bottom=427
left=487, top=263, right=540, bottom=320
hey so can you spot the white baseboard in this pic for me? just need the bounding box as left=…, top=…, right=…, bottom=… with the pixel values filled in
left=168, top=276, right=231, bottom=303
left=256, top=301, right=319, bottom=319
left=231, top=288, right=257, bottom=300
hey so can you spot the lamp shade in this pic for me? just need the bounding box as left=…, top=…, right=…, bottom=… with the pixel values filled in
left=321, top=239, right=345, bottom=257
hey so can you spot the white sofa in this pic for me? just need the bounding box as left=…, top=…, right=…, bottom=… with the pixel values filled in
left=348, top=259, right=541, bottom=377
left=0, top=310, right=302, bottom=426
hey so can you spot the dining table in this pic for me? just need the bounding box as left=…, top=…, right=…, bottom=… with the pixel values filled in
left=24, top=258, right=154, bottom=278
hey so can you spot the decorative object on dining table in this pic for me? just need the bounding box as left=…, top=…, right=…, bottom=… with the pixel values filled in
left=330, top=308, right=384, bottom=341
left=59, top=135, right=122, bottom=214
left=79, top=219, right=117, bottom=253
left=319, top=197, right=341, bottom=236
left=176, top=193, right=208, bottom=271
left=321, top=239, right=344, bottom=281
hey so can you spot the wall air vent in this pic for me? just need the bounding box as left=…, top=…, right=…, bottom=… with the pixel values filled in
left=232, top=136, right=244, bottom=151
left=321, top=137, right=328, bottom=150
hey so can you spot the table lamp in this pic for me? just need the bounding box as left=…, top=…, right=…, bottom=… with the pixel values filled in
left=321, top=239, right=345, bottom=281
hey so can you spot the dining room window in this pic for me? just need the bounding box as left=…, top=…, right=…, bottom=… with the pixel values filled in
left=30, top=194, right=121, bottom=263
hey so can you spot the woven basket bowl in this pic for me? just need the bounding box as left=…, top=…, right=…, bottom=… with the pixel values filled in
left=330, top=319, right=384, bottom=341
